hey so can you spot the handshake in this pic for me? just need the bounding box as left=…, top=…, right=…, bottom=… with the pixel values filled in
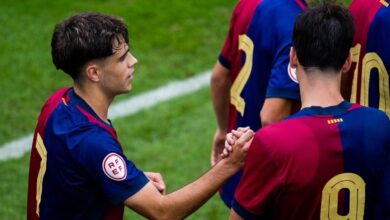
left=220, top=127, right=254, bottom=164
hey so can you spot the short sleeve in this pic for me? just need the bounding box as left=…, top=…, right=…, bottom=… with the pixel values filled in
left=219, top=0, right=258, bottom=70
left=219, top=5, right=240, bottom=70
left=232, top=132, right=282, bottom=218
left=265, top=25, right=300, bottom=101
left=72, top=126, right=149, bottom=205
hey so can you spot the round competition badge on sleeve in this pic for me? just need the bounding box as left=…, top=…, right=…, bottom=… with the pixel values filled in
left=288, top=63, right=298, bottom=83
left=102, top=153, right=127, bottom=181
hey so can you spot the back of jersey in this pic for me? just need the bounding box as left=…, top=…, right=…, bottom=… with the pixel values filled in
left=344, top=0, right=390, bottom=117
left=233, top=102, right=390, bottom=219
left=328, top=104, right=390, bottom=219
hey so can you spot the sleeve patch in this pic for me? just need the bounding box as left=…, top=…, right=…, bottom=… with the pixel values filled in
left=287, top=63, right=298, bottom=83
left=102, top=153, right=127, bottom=181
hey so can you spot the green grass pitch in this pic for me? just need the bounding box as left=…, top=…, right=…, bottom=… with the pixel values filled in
left=0, top=0, right=351, bottom=219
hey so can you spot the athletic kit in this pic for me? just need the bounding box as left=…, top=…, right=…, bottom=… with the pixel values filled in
left=233, top=101, right=390, bottom=219
left=27, top=88, right=148, bottom=220
left=219, top=0, right=307, bottom=207
left=344, top=0, right=390, bottom=117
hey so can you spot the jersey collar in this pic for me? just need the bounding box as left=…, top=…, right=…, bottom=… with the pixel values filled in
left=298, top=101, right=353, bottom=117
left=68, top=88, right=113, bottom=128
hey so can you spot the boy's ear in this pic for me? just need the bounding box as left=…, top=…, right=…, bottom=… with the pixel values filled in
left=289, top=47, right=298, bottom=68
left=85, top=63, right=100, bottom=83
left=341, top=52, right=353, bottom=73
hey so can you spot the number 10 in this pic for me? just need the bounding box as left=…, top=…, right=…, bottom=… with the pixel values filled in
left=349, top=43, right=390, bottom=117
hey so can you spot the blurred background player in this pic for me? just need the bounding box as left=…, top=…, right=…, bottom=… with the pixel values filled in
left=225, top=3, right=390, bottom=219
left=210, top=0, right=307, bottom=207
left=27, top=12, right=253, bottom=220
left=342, top=0, right=390, bottom=117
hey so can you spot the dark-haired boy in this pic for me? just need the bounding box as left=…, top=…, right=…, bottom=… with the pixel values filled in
left=27, top=13, right=253, bottom=220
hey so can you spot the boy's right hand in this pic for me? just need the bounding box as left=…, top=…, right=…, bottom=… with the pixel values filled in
left=221, top=127, right=253, bottom=159
left=220, top=128, right=254, bottom=169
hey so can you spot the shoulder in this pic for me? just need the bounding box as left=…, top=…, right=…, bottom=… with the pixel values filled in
left=39, top=87, right=72, bottom=119
left=257, top=116, right=303, bottom=138
left=349, top=104, right=390, bottom=128
left=253, top=117, right=304, bottom=151
left=250, top=0, right=303, bottom=37
left=255, top=0, right=304, bottom=19
left=47, top=103, right=121, bottom=155
left=73, top=124, right=121, bottom=157
left=234, top=0, right=262, bottom=15
left=349, top=104, right=389, bottom=119
left=41, top=87, right=71, bottom=110
left=373, top=5, right=390, bottom=27
left=43, top=87, right=71, bottom=105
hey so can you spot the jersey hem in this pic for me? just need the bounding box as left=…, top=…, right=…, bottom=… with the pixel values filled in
left=232, top=199, right=262, bottom=219
left=218, top=54, right=231, bottom=69
left=266, top=87, right=300, bottom=101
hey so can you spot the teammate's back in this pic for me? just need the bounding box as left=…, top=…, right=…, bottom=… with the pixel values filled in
left=229, top=3, right=390, bottom=219
left=343, top=0, right=390, bottom=117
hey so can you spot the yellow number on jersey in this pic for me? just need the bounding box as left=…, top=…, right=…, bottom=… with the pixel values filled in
left=230, top=34, right=254, bottom=116
left=321, top=173, right=366, bottom=220
left=350, top=44, right=361, bottom=103
left=349, top=44, right=390, bottom=117
left=361, top=53, right=390, bottom=116
left=35, top=133, right=47, bottom=216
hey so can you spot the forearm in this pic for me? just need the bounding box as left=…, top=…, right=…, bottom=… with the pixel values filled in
left=211, top=61, right=231, bottom=131
left=125, top=161, right=239, bottom=220
left=125, top=130, right=254, bottom=220
left=260, top=98, right=293, bottom=127
left=160, top=160, right=239, bottom=219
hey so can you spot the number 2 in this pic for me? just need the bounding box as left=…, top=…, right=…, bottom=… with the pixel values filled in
left=35, top=133, right=47, bottom=216
left=230, top=34, right=254, bottom=116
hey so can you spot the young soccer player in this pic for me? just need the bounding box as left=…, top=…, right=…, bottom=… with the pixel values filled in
left=210, top=0, right=307, bottom=207
left=26, top=12, right=254, bottom=220
left=224, top=3, right=390, bottom=219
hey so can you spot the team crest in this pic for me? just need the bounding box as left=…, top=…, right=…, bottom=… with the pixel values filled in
left=287, top=63, right=298, bottom=83
left=102, top=153, right=127, bottom=181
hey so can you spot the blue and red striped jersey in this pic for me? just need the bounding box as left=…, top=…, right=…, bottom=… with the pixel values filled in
left=233, top=101, right=390, bottom=219
left=219, top=0, right=306, bottom=207
left=27, top=88, right=148, bottom=220
left=343, top=0, right=390, bottom=117
left=219, top=0, right=306, bottom=132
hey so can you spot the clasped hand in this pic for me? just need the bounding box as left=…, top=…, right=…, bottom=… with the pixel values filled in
left=221, top=127, right=254, bottom=159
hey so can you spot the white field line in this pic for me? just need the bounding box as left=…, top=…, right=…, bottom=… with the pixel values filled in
left=0, top=71, right=211, bottom=161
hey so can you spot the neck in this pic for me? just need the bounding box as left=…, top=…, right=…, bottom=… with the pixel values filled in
left=298, top=67, right=344, bottom=109
left=73, top=83, right=113, bottom=123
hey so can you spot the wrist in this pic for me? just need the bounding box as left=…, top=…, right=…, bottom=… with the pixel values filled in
left=216, top=128, right=227, bottom=138
left=216, top=158, right=241, bottom=176
left=217, top=127, right=227, bottom=133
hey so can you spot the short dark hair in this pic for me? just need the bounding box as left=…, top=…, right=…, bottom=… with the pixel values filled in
left=51, top=13, right=129, bottom=80
left=292, top=3, right=354, bottom=72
